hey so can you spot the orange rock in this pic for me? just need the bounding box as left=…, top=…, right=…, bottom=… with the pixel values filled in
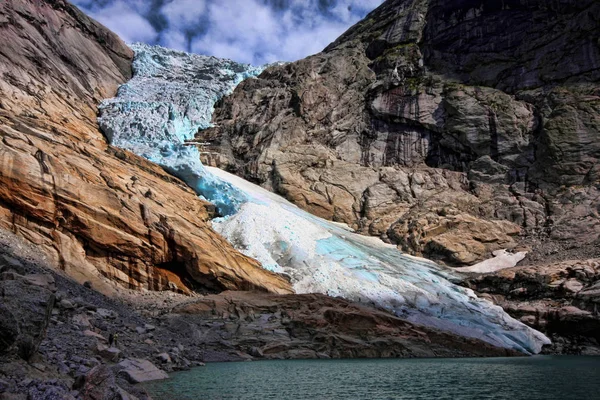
left=0, top=0, right=291, bottom=295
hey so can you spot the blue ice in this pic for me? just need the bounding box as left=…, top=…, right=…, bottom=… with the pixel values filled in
left=98, top=43, right=550, bottom=355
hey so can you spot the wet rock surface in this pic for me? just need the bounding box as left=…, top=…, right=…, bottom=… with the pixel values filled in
left=205, top=0, right=600, bottom=268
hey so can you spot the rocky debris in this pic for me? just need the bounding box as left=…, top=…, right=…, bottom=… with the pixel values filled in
left=81, top=365, right=142, bottom=400
left=171, top=291, right=519, bottom=359
left=0, top=238, right=189, bottom=398
left=156, top=353, right=171, bottom=364
left=462, top=259, right=600, bottom=354
left=206, top=0, right=600, bottom=268
left=0, top=0, right=291, bottom=295
left=96, top=345, right=121, bottom=362
left=116, top=359, right=169, bottom=384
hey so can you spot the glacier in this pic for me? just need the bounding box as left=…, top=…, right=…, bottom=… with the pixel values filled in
left=98, top=43, right=265, bottom=215
left=98, top=44, right=550, bottom=355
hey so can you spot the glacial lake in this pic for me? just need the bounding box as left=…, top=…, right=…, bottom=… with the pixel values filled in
left=144, top=356, right=600, bottom=400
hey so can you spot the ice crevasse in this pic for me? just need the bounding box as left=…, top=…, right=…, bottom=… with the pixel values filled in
left=98, top=43, right=550, bottom=355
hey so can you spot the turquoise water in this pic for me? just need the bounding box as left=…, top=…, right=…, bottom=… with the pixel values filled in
left=144, top=356, right=600, bottom=400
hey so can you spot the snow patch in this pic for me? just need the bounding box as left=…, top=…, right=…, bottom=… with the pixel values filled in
left=455, top=250, right=527, bottom=274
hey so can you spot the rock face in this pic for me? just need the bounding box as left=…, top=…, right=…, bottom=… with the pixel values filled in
left=171, top=291, right=520, bottom=359
left=0, top=0, right=291, bottom=294
left=205, top=0, right=600, bottom=267
left=0, top=302, right=19, bottom=354
left=462, top=259, right=600, bottom=354
left=0, top=272, right=55, bottom=361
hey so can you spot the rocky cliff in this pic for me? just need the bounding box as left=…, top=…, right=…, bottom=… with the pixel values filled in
left=462, top=258, right=600, bottom=354
left=0, top=0, right=291, bottom=295
left=205, top=0, right=600, bottom=268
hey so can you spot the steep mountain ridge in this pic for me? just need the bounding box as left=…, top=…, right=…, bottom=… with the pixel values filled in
left=0, top=0, right=291, bottom=295
left=205, top=0, right=600, bottom=267
left=202, top=0, right=600, bottom=351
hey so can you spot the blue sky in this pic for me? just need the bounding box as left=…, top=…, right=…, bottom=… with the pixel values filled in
left=72, top=0, right=384, bottom=65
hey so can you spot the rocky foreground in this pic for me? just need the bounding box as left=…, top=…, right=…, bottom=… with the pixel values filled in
left=0, top=229, right=520, bottom=399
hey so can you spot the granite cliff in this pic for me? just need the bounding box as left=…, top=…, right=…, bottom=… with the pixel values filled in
left=0, top=0, right=291, bottom=295
left=205, top=0, right=599, bottom=268
left=202, top=0, right=600, bottom=351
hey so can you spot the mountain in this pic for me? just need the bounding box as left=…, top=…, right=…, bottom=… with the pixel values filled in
left=0, top=0, right=291, bottom=295
left=202, top=0, right=600, bottom=351
left=0, top=4, right=598, bottom=398
left=206, top=0, right=599, bottom=267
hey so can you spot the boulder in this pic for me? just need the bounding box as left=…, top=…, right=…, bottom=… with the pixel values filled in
left=82, top=366, right=136, bottom=400
left=22, top=274, right=56, bottom=293
left=157, top=353, right=171, bottom=364
left=96, top=344, right=121, bottom=362
left=117, top=359, right=169, bottom=384
left=83, top=330, right=107, bottom=343
left=96, top=308, right=117, bottom=319
left=59, top=300, right=75, bottom=310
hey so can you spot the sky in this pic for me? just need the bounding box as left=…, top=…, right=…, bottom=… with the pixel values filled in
left=72, top=0, right=384, bottom=66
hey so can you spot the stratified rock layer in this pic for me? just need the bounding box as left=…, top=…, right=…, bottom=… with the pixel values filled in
left=462, top=259, right=600, bottom=354
left=205, top=0, right=600, bottom=267
left=172, top=291, right=520, bottom=359
left=0, top=0, right=291, bottom=295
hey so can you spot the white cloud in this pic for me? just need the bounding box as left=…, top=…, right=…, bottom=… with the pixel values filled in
left=161, top=0, right=207, bottom=29
left=84, top=1, right=157, bottom=44
left=72, top=0, right=385, bottom=65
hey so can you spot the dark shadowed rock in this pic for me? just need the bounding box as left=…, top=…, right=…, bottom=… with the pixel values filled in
left=0, top=275, right=55, bottom=360
left=0, top=302, right=19, bottom=353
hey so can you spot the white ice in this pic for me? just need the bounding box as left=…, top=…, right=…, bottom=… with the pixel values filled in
left=209, top=167, right=550, bottom=354
left=455, top=249, right=527, bottom=274
left=99, top=44, right=550, bottom=355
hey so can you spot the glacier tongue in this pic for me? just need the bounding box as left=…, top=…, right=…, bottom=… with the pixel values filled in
left=209, top=167, right=550, bottom=354
left=98, top=44, right=550, bottom=355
